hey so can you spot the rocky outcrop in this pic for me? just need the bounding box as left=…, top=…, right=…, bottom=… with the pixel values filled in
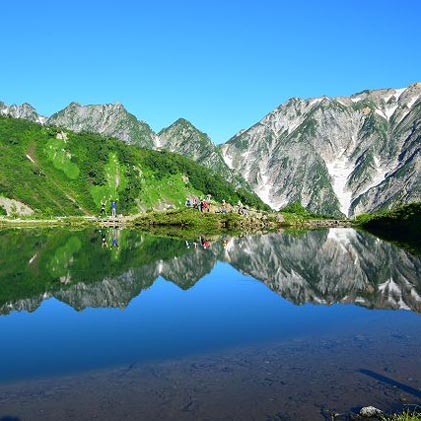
left=221, top=83, right=421, bottom=216
left=157, top=118, right=234, bottom=182
left=0, top=101, right=46, bottom=124
left=0, top=196, right=34, bottom=216
left=47, top=102, right=157, bottom=148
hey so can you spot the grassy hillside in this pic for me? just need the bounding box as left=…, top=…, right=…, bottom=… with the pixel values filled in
left=357, top=202, right=421, bottom=253
left=0, top=116, right=269, bottom=216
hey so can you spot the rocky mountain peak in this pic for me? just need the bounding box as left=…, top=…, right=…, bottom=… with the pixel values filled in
left=47, top=102, right=157, bottom=148
left=157, top=117, right=235, bottom=181
left=221, top=83, right=421, bottom=216
left=0, top=101, right=46, bottom=124
left=159, top=117, right=199, bottom=136
left=1, top=81, right=419, bottom=216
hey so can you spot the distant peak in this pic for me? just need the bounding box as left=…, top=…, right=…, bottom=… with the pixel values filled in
left=64, top=101, right=128, bottom=113
left=162, top=117, right=197, bottom=132
left=104, top=101, right=122, bottom=108
left=109, top=102, right=127, bottom=111
left=174, top=117, right=192, bottom=125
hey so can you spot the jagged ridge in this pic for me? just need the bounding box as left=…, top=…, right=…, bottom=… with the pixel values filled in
left=221, top=83, right=421, bottom=216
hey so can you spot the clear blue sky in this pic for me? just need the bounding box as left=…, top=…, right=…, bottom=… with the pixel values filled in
left=2, top=0, right=420, bottom=143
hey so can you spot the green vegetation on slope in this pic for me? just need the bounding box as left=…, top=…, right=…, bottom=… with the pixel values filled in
left=357, top=202, right=421, bottom=253
left=0, top=116, right=268, bottom=216
left=280, top=201, right=340, bottom=222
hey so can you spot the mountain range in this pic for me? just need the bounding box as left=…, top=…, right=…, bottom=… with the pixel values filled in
left=1, top=82, right=420, bottom=216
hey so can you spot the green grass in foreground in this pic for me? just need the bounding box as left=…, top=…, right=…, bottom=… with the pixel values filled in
left=381, top=409, right=421, bottom=420
left=134, top=208, right=243, bottom=229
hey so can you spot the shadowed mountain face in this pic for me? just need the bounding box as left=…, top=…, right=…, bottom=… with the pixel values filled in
left=0, top=228, right=420, bottom=315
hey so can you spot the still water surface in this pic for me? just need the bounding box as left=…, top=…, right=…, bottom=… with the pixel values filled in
left=0, top=228, right=420, bottom=420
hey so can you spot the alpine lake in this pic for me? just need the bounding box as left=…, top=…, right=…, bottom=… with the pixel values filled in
left=0, top=227, right=420, bottom=420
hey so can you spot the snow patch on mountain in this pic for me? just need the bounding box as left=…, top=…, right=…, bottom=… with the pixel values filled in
left=255, top=173, right=273, bottom=208
left=327, top=228, right=357, bottom=252
left=223, top=151, right=234, bottom=169
left=385, top=104, right=398, bottom=119
left=411, top=288, right=421, bottom=302
left=407, top=95, right=419, bottom=109
left=309, top=98, right=323, bottom=106
left=325, top=153, right=354, bottom=215
left=393, top=87, right=406, bottom=101
left=378, top=278, right=411, bottom=310
left=375, top=109, right=387, bottom=119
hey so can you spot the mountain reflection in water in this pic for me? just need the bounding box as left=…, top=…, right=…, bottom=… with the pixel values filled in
left=0, top=227, right=420, bottom=315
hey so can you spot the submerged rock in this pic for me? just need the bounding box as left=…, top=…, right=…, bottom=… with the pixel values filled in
left=359, top=406, right=383, bottom=418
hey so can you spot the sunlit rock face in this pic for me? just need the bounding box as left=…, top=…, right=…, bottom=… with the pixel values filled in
left=2, top=83, right=420, bottom=213
left=0, top=101, right=46, bottom=124
left=221, top=83, right=421, bottom=216
left=47, top=102, right=157, bottom=148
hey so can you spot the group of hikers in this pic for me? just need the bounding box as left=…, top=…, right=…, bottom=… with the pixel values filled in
left=100, top=200, right=117, bottom=218
left=185, top=194, right=213, bottom=212
left=99, top=195, right=249, bottom=218
left=185, top=195, right=248, bottom=215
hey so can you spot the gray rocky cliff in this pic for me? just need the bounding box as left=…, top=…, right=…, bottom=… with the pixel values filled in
left=157, top=118, right=235, bottom=182
left=47, top=102, right=157, bottom=148
left=0, top=101, right=46, bottom=124
left=221, top=83, right=421, bottom=216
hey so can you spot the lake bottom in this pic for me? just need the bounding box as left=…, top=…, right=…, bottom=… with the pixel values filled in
left=1, top=318, right=420, bottom=421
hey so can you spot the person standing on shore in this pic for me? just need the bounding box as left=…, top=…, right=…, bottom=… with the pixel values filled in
left=111, top=200, right=117, bottom=217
